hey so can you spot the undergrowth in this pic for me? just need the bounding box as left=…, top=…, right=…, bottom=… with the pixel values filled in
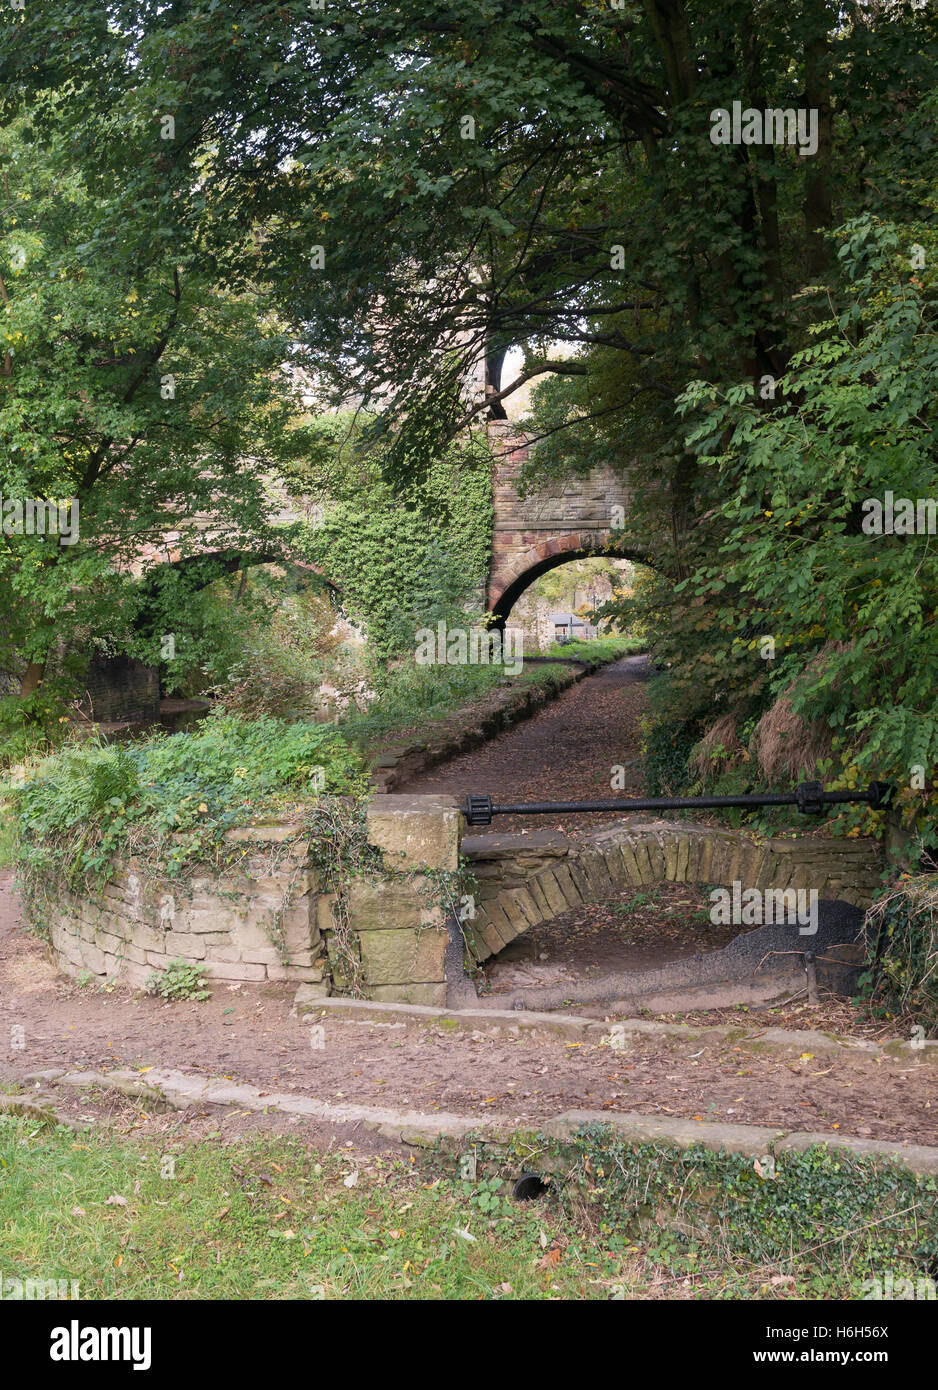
left=7, top=711, right=367, bottom=936
left=863, top=877, right=938, bottom=1036
left=473, top=1125, right=938, bottom=1298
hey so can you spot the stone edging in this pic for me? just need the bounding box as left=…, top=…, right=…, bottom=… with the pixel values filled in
left=298, top=995, right=938, bottom=1066
left=28, top=1065, right=938, bottom=1175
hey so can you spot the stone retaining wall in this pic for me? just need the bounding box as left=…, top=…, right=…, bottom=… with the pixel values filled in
left=47, top=799, right=462, bottom=1006
left=47, top=796, right=885, bottom=1009
left=49, top=826, right=329, bottom=992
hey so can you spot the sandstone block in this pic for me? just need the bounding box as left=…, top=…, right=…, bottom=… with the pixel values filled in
left=163, top=932, right=206, bottom=959
left=202, top=960, right=266, bottom=981
left=366, top=794, right=462, bottom=871
left=359, top=926, right=447, bottom=986
left=346, top=879, right=431, bottom=932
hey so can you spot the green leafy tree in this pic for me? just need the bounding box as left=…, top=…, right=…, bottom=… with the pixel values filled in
left=673, top=217, right=938, bottom=840
left=4, top=0, right=935, bottom=605
left=0, top=114, right=294, bottom=740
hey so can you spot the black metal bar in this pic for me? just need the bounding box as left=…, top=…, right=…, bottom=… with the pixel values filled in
left=463, top=782, right=893, bottom=827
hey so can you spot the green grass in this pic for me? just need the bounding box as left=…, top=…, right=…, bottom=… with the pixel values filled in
left=0, top=1118, right=611, bottom=1301
left=2, top=1115, right=933, bottom=1300
left=339, top=635, right=637, bottom=748
left=339, top=659, right=519, bottom=744
left=540, top=634, right=646, bottom=661
left=0, top=799, right=15, bottom=868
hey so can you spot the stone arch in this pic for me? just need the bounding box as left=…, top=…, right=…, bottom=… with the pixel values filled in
left=461, top=821, right=883, bottom=963
left=487, top=530, right=653, bottom=624
left=132, top=547, right=342, bottom=640
left=138, top=547, right=337, bottom=593
left=120, top=549, right=344, bottom=709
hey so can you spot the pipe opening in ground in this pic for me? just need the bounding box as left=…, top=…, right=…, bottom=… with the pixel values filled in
left=512, top=1173, right=550, bottom=1202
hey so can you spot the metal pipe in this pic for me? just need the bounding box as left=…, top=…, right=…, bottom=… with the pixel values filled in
left=463, top=781, right=893, bottom=827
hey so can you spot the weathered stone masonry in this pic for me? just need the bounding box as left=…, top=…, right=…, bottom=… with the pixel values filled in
left=47, top=795, right=884, bottom=1007
left=49, top=825, right=326, bottom=992
left=460, top=818, right=884, bottom=963
left=48, top=799, right=462, bottom=1006
left=486, top=422, right=640, bottom=618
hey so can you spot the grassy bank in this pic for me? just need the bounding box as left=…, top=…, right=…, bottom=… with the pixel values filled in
left=0, top=1113, right=932, bottom=1301
left=0, top=636, right=634, bottom=926
left=0, top=1115, right=603, bottom=1301
left=540, top=634, right=646, bottom=662
left=0, top=797, right=14, bottom=869
left=339, top=634, right=640, bottom=747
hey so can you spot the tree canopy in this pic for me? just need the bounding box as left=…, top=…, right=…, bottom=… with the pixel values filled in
left=1, top=1, right=937, bottom=838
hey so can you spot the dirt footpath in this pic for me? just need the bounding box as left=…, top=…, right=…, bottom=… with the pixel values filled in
left=402, top=653, right=651, bottom=838
left=2, top=874, right=935, bottom=1146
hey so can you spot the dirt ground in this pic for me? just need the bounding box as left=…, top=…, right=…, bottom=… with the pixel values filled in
left=2, top=872, right=936, bottom=1146
left=3, top=657, right=935, bottom=1150
left=403, top=653, right=651, bottom=839
left=482, top=881, right=741, bottom=994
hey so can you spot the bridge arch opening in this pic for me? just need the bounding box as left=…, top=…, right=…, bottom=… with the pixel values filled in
left=462, top=824, right=869, bottom=1012
left=126, top=553, right=351, bottom=712
left=487, top=536, right=654, bottom=638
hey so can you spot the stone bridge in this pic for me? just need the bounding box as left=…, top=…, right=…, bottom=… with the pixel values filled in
left=367, top=796, right=882, bottom=1010
left=86, top=424, right=642, bottom=720
left=132, top=424, right=640, bottom=625
left=121, top=418, right=640, bottom=623
left=485, top=421, right=643, bottom=621
left=47, top=794, right=886, bottom=1015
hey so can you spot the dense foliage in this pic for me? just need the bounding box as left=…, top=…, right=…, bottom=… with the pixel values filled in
left=653, top=219, right=938, bottom=841
left=11, top=713, right=366, bottom=930
left=0, top=4, right=936, bottom=854
left=286, top=415, right=494, bottom=661
left=0, top=116, right=295, bottom=728
left=864, top=878, right=938, bottom=1036
left=554, top=1126, right=938, bottom=1295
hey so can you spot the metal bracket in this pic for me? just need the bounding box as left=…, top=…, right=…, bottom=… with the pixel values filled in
left=464, top=794, right=493, bottom=827
left=795, top=781, right=825, bottom=815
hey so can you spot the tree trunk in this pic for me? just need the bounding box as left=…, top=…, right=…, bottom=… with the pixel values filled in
left=19, top=658, right=47, bottom=699
left=803, top=5, right=834, bottom=276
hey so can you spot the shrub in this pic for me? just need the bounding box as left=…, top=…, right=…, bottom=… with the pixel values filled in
left=145, top=958, right=211, bottom=1002
left=864, top=878, right=938, bottom=1036
left=642, top=696, right=700, bottom=797
left=8, top=711, right=367, bottom=929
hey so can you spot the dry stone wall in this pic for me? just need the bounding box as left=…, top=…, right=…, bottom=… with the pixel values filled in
left=49, top=825, right=328, bottom=992
left=47, top=796, right=885, bottom=1008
